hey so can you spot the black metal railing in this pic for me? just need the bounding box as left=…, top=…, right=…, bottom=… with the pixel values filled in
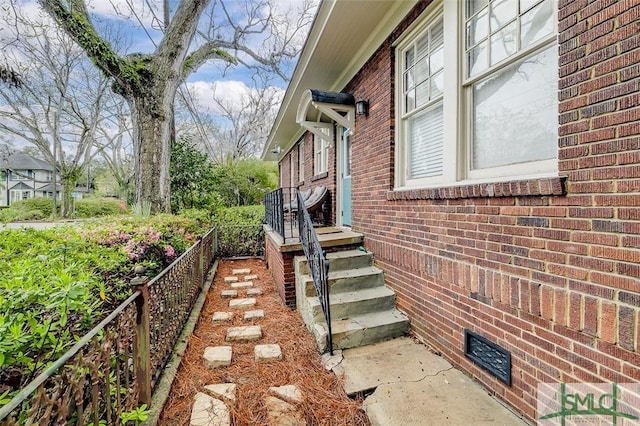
left=265, top=187, right=298, bottom=243
left=0, top=228, right=217, bottom=425
left=297, top=189, right=333, bottom=355
left=265, top=188, right=286, bottom=241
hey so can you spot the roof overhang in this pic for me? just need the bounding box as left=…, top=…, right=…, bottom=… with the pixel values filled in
left=296, top=89, right=355, bottom=144
left=261, top=0, right=418, bottom=161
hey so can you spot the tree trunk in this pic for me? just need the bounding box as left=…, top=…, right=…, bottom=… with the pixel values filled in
left=130, top=83, right=177, bottom=214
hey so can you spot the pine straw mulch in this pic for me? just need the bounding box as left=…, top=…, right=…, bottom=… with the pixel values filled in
left=158, top=258, right=369, bottom=426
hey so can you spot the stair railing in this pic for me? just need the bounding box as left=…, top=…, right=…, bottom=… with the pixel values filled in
left=297, top=188, right=333, bottom=355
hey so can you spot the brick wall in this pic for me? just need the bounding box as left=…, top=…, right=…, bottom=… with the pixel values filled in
left=265, top=233, right=297, bottom=307
left=339, top=0, right=640, bottom=422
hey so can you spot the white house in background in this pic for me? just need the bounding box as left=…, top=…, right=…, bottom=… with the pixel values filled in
left=0, top=153, right=60, bottom=207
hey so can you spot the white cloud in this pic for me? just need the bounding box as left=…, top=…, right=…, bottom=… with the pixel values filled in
left=86, top=0, right=161, bottom=28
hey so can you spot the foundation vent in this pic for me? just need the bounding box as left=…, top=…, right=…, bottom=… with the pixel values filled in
left=464, top=329, right=511, bottom=385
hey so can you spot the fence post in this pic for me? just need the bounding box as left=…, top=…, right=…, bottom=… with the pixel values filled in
left=130, top=270, right=151, bottom=405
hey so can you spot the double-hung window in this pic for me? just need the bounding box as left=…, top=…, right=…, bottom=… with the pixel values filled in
left=396, top=0, right=557, bottom=189
left=299, top=141, right=305, bottom=182
left=314, top=129, right=330, bottom=175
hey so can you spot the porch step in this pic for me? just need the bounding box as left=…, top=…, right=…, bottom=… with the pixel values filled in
left=297, top=249, right=373, bottom=274
left=294, top=249, right=410, bottom=353
left=330, top=310, right=409, bottom=350
left=300, top=266, right=385, bottom=297
left=308, top=286, right=396, bottom=321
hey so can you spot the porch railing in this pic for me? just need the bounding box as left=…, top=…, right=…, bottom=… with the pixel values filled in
left=0, top=228, right=217, bottom=425
left=264, top=187, right=297, bottom=243
left=264, top=188, right=285, bottom=241
left=297, top=189, right=333, bottom=355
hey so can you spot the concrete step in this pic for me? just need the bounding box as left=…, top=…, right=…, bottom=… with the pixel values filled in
left=308, top=286, right=396, bottom=321
left=330, top=310, right=410, bottom=350
left=296, top=249, right=373, bottom=274
left=300, top=266, right=384, bottom=297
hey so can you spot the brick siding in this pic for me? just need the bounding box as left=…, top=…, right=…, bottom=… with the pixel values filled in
left=352, top=0, right=638, bottom=422
left=275, top=0, right=639, bottom=421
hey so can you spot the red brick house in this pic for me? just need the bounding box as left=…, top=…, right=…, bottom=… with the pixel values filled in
left=262, top=0, right=640, bottom=421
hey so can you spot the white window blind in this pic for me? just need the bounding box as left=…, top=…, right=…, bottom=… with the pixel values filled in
left=408, top=102, right=444, bottom=179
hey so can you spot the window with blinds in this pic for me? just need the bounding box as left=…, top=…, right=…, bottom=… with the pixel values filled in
left=401, top=17, right=444, bottom=182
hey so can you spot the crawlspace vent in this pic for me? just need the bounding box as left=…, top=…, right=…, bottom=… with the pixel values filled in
left=464, top=329, right=511, bottom=385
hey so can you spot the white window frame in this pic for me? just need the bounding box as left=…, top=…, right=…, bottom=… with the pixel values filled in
left=313, top=128, right=330, bottom=175
left=394, top=0, right=558, bottom=190
left=298, top=141, right=305, bottom=182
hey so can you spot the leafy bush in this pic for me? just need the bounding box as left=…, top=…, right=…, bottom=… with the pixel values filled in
left=0, top=198, right=53, bottom=222
left=74, top=197, right=126, bottom=217
left=213, top=206, right=265, bottom=257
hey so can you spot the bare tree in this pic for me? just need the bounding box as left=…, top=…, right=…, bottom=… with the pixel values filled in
left=94, top=100, right=135, bottom=203
left=0, top=6, right=124, bottom=216
left=39, top=0, right=316, bottom=213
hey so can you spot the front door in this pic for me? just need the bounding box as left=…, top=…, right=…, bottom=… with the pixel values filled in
left=340, top=127, right=352, bottom=227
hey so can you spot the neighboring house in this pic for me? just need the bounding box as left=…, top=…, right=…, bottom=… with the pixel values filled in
left=0, top=153, right=60, bottom=207
left=262, top=0, right=640, bottom=422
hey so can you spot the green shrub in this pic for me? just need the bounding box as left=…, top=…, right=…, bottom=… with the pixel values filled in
left=213, top=206, right=265, bottom=257
left=74, top=197, right=125, bottom=218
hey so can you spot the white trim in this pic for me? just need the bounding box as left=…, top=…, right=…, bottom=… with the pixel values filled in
left=395, top=0, right=558, bottom=190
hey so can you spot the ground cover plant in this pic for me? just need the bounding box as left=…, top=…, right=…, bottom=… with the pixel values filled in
left=0, top=213, right=213, bottom=399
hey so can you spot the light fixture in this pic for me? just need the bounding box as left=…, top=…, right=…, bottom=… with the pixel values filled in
left=355, top=100, right=369, bottom=116
left=270, top=146, right=281, bottom=155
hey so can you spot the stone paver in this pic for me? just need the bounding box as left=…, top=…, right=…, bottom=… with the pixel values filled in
left=203, top=346, right=232, bottom=369
left=204, top=383, right=237, bottom=408
left=229, top=298, right=256, bottom=309
left=190, top=392, right=230, bottom=426
left=223, top=276, right=238, bottom=283
left=269, top=385, right=303, bottom=404
left=244, top=274, right=258, bottom=281
left=220, top=289, right=238, bottom=298
left=246, top=288, right=263, bottom=296
left=264, top=396, right=306, bottom=426
left=243, top=309, right=265, bottom=321
left=226, top=325, right=262, bottom=342
left=230, top=281, right=253, bottom=289
left=212, top=312, right=234, bottom=324
left=232, top=268, right=251, bottom=275
left=255, top=344, right=282, bottom=362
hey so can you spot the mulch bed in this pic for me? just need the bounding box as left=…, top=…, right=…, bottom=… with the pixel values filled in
left=158, top=258, right=369, bottom=425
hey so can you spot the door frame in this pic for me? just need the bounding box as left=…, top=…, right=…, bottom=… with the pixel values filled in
left=336, top=126, right=352, bottom=227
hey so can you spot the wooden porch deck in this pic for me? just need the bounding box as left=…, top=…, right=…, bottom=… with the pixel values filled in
left=264, top=222, right=364, bottom=253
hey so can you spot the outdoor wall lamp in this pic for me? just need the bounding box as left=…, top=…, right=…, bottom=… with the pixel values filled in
left=270, top=146, right=281, bottom=154
left=355, top=100, right=369, bottom=116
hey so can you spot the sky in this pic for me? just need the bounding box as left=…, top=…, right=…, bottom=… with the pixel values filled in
left=0, top=0, right=315, bottom=133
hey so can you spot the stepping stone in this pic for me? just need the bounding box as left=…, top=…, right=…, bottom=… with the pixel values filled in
left=226, top=325, right=262, bottom=342
left=243, top=310, right=265, bottom=321
left=220, top=289, right=238, bottom=298
left=212, top=312, right=234, bottom=324
left=269, top=385, right=303, bottom=404
left=264, top=396, right=306, bottom=426
left=223, top=276, right=238, bottom=283
left=204, top=383, right=237, bottom=408
left=244, top=274, right=258, bottom=281
left=231, top=281, right=253, bottom=289
left=229, top=298, right=256, bottom=309
left=190, top=392, right=230, bottom=426
left=247, top=288, right=263, bottom=296
left=203, top=346, right=232, bottom=369
left=232, top=268, right=251, bottom=275
left=255, top=344, right=282, bottom=362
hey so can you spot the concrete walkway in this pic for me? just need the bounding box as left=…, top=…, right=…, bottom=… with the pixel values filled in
left=327, top=337, right=530, bottom=426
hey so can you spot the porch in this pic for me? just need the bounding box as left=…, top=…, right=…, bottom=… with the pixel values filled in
left=264, top=186, right=364, bottom=308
